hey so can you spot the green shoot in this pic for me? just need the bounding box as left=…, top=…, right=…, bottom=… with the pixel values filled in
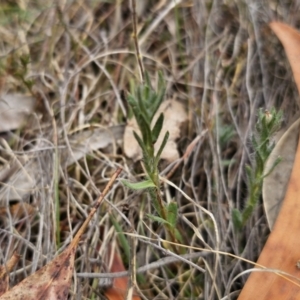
left=123, top=72, right=182, bottom=251
left=232, top=107, right=283, bottom=230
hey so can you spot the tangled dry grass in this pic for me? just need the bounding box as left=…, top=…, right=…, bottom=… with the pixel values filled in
left=0, top=0, right=299, bottom=299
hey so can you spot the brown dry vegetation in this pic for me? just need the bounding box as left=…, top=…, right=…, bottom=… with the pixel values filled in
left=0, top=0, right=299, bottom=299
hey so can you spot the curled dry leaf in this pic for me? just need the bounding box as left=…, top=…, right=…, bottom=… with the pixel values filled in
left=124, top=100, right=187, bottom=163
left=263, top=119, right=300, bottom=229
left=0, top=94, right=35, bottom=132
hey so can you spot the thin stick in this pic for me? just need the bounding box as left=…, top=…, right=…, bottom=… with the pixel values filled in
left=77, top=251, right=209, bottom=279
left=126, top=227, right=137, bottom=300
left=131, top=0, right=144, bottom=82
left=70, top=168, right=122, bottom=249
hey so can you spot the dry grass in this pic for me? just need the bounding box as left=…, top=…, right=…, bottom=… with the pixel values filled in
left=0, top=0, right=299, bottom=299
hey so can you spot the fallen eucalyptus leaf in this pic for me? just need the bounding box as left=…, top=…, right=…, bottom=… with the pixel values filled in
left=263, top=119, right=300, bottom=230
left=0, top=247, right=76, bottom=300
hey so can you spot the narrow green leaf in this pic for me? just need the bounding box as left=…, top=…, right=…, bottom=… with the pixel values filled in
left=147, top=187, right=162, bottom=215
left=232, top=208, right=243, bottom=231
left=152, top=88, right=166, bottom=118
left=153, top=74, right=166, bottom=116
left=241, top=204, right=255, bottom=226
left=143, top=84, right=151, bottom=107
left=174, top=228, right=183, bottom=243
left=140, top=114, right=153, bottom=147
left=147, top=214, right=172, bottom=226
left=128, top=96, right=143, bottom=123
left=166, top=202, right=178, bottom=228
left=132, top=131, right=152, bottom=172
left=137, top=86, right=151, bottom=124
left=133, top=131, right=147, bottom=154
left=245, top=164, right=253, bottom=186
left=154, top=131, right=169, bottom=166
left=151, top=113, right=164, bottom=144
left=127, top=94, right=138, bottom=107
left=146, top=92, right=157, bottom=119
left=157, top=71, right=165, bottom=93
left=144, top=71, right=152, bottom=88
left=129, top=78, right=136, bottom=95
left=110, top=216, right=130, bottom=263
left=121, top=179, right=156, bottom=190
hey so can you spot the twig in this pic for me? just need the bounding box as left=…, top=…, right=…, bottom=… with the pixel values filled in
left=70, top=168, right=122, bottom=248
left=139, top=0, right=184, bottom=46
left=77, top=251, right=209, bottom=280
left=126, top=217, right=137, bottom=300
left=130, top=0, right=144, bottom=82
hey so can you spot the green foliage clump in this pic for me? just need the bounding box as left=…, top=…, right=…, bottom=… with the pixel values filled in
left=122, top=72, right=182, bottom=248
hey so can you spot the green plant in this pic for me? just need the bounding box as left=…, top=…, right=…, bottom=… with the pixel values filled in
left=122, top=72, right=182, bottom=250
left=232, top=107, right=283, bottom=230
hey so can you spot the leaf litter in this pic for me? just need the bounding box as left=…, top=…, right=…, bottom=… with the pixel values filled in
left=0, top=168, right=121, bottom=300
left=1, top=1, right=300, bottom=299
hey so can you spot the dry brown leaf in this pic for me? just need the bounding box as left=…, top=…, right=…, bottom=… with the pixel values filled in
left=0, top=247, right=76, bottom=300
left=0, top=252, right=20, bottom=296
left=238, top=21, right=300, bottom=300
left=124, top=100, right=187, bottom=163
left=263, top=119, right=300, bottom=229
left=0, top=168, right=121, bottom=300
left=104, top=247, right=141, bottom=300
left=0, top=94, right=35, bottom=132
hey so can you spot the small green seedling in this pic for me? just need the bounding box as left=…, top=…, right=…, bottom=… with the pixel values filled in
left=232, top=107, right=283, bottom=230
left=122, top=72, right=182, bottom=248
